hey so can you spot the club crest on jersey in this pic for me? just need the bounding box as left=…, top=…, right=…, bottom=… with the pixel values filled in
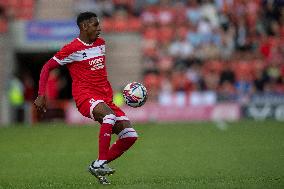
left=82, top=52, right=87, bottom=58
left=89, top=57, right=104, bottom=70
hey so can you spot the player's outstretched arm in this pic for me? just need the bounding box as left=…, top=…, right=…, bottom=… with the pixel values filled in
left=34, top=58, right=60, bottom=113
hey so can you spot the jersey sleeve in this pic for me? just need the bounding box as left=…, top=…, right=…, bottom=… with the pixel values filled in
left=38, top=58, right=61, bottom=96
left=52, top=43, right=75, bottom=65
left=38, top=41, right=76, bottom=95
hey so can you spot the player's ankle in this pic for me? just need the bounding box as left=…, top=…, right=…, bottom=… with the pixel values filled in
left=93, top=159, right=107, bottom=167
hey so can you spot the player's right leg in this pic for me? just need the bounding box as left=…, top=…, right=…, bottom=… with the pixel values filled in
left=77, top=98, right=116, bottom=184
left=88, top=101, right=116, bottom=182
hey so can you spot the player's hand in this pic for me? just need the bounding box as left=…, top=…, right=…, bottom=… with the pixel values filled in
left=34, top=95, right=47, bottom=113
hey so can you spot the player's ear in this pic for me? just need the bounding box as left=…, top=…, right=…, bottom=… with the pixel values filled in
left=81, top=21, right=88, bottom=31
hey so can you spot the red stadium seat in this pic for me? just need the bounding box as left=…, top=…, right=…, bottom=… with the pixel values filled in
left=157, top=26, right=174, bottom=43
left=128, top=17, right=141, bottom=31
left=101, top=18, right=113, bottom=33
left=0, top=17, right=7, bottom=33
left=143, top=27, right=158, bottom=39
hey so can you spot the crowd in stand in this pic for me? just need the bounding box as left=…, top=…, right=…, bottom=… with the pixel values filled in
left=1, top=0, right=284, bottom=103
left=76, top=0, right=284, bottom=101
left=0, top=0, right=34, bottom=33
left=0, top=3, right=8, bottom=33
left=103, top=0, right=284, bottom=102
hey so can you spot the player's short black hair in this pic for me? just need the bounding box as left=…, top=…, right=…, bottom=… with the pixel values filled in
left=76, top=12, right=97, bottom=27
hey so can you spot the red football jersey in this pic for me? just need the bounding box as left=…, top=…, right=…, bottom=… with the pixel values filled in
left=53, top=37, right=113, bottom=105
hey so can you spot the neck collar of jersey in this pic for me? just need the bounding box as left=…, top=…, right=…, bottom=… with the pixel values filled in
left=77, top=38, right=94, bottom=46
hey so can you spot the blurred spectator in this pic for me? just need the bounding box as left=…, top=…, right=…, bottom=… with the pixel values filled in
left=219, top=62, right=235, bottom=85
left=144, top=71, right=161, bottom=101
left=200, top=0, right=219, bottom=29
left=73, top=0, right=114, bottom=18
left=235, top=16, right=251, bottom=51
left=157, top=56, right=174, bottom=75
left=253, top=69, right=268, bottom=92
left=186, top=0, right=201, bottom=25
left=203, top=69, right=219, bottom=91
left=235, top=74, right=253, bottom=103
left=22, top=71, right=35, bottom=102
left=171, top=69, right=192, bottom=93
left=168, top=31, right=194, bottom=67
left=219, top=26, right=235, bottom=60
left=218, top=80, right=237, bottom=101
left=186, top=63, right=205, bottom=91
left=113, top=0, right=135, bottom=14
left=8, top=74, right=24, bottom=122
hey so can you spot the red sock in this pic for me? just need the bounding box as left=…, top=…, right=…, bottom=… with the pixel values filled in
left=107, top=128, right=138, bottom=162
left=98, top=114, right=116, bottom=160
left=107, top=137, right=137, bottom=162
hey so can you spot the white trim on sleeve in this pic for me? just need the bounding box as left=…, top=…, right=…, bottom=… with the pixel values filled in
left=52, top=56, right=63, bottom=65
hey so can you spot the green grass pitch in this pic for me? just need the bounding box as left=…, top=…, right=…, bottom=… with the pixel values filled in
left=0, top=120, right=283, bottom=189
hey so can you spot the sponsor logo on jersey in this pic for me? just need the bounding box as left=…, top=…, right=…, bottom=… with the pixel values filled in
left=89, top=57, right=104, bottom=70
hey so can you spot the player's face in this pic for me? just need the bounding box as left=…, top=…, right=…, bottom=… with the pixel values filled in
left=86, top=17, right=101, bottom=42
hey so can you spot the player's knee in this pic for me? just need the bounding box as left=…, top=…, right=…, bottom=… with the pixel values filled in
left=118, top=128, right=138, bottom=140
left=92, top=103, right=115, bottom=122
left=93, top=110, right=116, bottom=123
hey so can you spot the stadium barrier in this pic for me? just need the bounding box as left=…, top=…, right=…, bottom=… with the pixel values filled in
left=65, top=102, right=241, bottom=124
left=242, top=94, right=284, bottom=121
left=30, top=93, right=284, bottom=124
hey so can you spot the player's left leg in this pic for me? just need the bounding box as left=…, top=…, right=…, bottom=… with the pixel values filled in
left=99, top=101, right=138, bottom=163
left=91, top=120, right=137, bottom=184
left=106, top=119, right=138, bottom=163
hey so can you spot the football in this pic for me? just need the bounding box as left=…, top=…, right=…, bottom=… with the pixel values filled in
left=123, top=82, right=148, bottom=108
